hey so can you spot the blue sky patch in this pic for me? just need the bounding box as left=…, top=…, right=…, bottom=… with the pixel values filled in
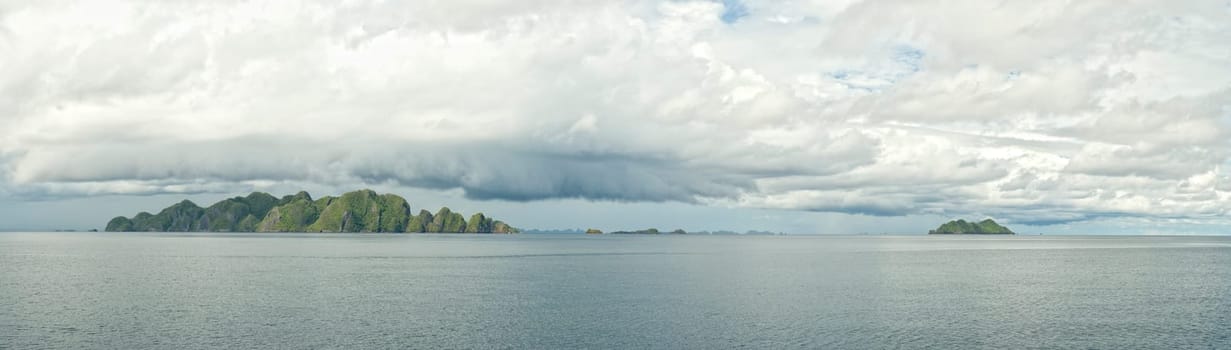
left=720, top=0, right=750, bottom=23
left=892, top=45, right=925, bottom=74
left=827, top=45, right=928, bottom=92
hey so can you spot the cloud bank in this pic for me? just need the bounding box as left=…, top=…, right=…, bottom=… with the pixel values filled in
left=1, top=0, right=1229, bottom=225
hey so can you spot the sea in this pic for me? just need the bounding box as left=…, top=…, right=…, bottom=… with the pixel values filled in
left=1, top=232, right=1229, bottom=349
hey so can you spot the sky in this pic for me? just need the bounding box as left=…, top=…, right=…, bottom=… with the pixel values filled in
left=1, top=0, right=1229, bottom=234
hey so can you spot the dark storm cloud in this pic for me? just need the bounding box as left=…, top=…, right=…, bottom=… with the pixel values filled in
left=1, top=0, right=1229, bottom=225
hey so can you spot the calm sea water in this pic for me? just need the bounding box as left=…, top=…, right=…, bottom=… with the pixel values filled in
left=1, top=233, right=1229, bottom=349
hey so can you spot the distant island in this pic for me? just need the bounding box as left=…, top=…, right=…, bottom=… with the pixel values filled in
left=523, top=228, right=784, bottom=235
left=610, top=228, right=686, bottom=235
left=105, top=190, right=517, bottom=233
left=928, top=219, right=1014, bottom=235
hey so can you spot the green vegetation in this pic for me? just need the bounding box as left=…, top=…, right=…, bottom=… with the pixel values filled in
left=465, top=213, right=494, bottom=233
left=257, top=192, right=320, bottom=232
left=929, top=219, right=1014, bottom=235
left=106, top=216, right=134, bottom=231
left=491, top=221, right=516, bottom=233
left=199, top=192, right=280, bottom=232
left=304, top=190, right=411, bottom=233
left=427, top=207, right=467, bottom=233
left=106, top=190, right=515, bottom=234
left=406, top=210, right=433, bottom=233
left=107, top=200, right=205, bottom=232
left=107, top=193, right=284, bottom=232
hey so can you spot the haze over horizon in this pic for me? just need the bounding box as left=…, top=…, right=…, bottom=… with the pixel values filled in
left=1, top=0, right=1229, bottom=234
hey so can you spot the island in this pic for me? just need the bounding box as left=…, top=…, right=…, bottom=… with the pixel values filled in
left=608, top=228, right=687, bottom=235
left=105, top=189, right=517, bottom=233
left=610, top=228, right=661, bottom=234
left=928, top=219, right=1014, bottom=235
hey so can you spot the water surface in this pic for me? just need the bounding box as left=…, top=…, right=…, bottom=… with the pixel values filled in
left=2, top=233, right=1229, bottom=348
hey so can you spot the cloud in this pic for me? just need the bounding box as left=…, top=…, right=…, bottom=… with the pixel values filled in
left=1, top=0, right=1229, bottom=226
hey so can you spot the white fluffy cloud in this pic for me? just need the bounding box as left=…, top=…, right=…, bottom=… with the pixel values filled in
left=1, top=0, right=1228, bottom=225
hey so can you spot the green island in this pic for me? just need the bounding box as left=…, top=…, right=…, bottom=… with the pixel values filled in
left=928, top=219, right=1014, bottom=235
left=105, top=189, right=517, bottom=233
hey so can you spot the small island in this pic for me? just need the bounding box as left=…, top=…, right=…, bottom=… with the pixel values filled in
left=610, top=228, right=661, bottom=235
left=608, top=228, right=686, bottom=235
left=928, top=219, right=1014, bottom=235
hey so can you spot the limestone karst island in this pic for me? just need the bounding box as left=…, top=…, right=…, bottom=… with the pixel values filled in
left=928, top=219, right=1015, bottom=235
left=105, top=190, right=516, bottom=233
